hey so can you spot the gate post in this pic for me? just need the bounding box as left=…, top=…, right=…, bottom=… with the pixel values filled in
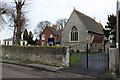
left=62, top=46, right=70, bottom=67
left=86, top=43, right=88, bottom=68
left=107, top=48, right=109, bottom=70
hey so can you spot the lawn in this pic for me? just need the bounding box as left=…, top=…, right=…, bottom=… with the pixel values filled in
left=72, top=52, right=103, bottom=55
left=70, top=55, right=80, bottom=66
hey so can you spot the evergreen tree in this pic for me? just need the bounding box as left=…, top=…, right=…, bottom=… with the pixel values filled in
left=33, top=38, right=39, bottom=44
left=23, top=29, right=29, bottom=40
left=104, top=14, right=116, bottom=45
left=28, top=31, right=34, bottom=44
left=23, top=30, right=35, bottom=44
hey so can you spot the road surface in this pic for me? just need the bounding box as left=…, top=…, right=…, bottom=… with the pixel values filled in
left=2, top=63, right=90, bottom=78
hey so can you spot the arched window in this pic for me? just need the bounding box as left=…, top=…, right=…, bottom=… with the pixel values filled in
left=42, top=34, right=45, bottom=40
left=71, top=26, right=78, bottom=41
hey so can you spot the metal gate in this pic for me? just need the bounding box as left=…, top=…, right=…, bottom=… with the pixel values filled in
left=70, top=43, right=109, bottom=70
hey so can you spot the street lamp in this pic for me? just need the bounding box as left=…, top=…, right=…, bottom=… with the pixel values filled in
left=116, top=0, right=120, bottom=75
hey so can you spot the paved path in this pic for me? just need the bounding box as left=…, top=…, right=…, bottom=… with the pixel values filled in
left=2, top=63, right=91, bottom=78
left=1, top=59, right=61, bottom=71
left=2, top=63, right=118, bottom=80
left=60, top=53, right=111, bottom=78
left=60, top=66, right=111, bottom=78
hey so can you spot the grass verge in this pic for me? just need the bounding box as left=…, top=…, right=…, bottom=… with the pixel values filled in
left=70, top=55, right=80, bottom=66
left=73, top=52, right=103, bottom=55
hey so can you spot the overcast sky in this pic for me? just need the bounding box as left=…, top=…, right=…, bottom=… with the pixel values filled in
left=0, top=0, right=117, bottom=43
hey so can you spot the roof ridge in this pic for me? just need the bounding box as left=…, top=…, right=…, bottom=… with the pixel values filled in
left=48, top=27, right=61, bottom=36
left=74, top=9, right=95, bottom=21
left=97, top=22, right=103, bottom=30
left=73, top=9, right=103, bottom=35
left=48, top=27, right=56, bottom=29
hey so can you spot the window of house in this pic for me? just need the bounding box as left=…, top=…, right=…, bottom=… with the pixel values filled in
left=23, top=41, right=25, bottom=46
left=5, top=41, right=6, bottom=45
left=71, top=26, right=78, bottom=41
left=7, top=41, right=9, bottom=45
left=42, top=34, right=45, bottom=40
left=50, top=34, right=53, bottom=38
left=42, top=42, right=44, bottom=46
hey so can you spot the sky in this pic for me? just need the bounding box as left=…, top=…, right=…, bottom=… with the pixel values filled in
left=0, top=0, right=118, bottom=43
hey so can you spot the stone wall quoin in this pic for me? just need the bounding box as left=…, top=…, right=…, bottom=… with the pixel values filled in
left=2, top=46, right=70, bottom=67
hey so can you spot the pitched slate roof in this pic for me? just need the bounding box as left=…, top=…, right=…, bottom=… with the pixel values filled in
left=91, top=35, right=103, bottom=43
left=3, top=37, right=26, bottom=41
left=48, top=27, right=61, bottom=36
left=56, top=36, right=62, bottom=42
left=74, top=10, right=103, bottom=35
left=98, top=22, right=103, bottom=30
left=3, top=37, right=13, bottom=41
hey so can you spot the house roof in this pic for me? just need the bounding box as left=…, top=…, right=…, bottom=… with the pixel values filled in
left=48, top=27, right=61, bottom=36
left=74, top=10, right=103, bottom=35
left=56, top=36, right=62, bottom=42
left=98, top=22, right=103, bottom=30
left=48, top=25, right=58, bottom=29
left=4, top=37, right=15, bottom=41
left=3, top=37, right=26, bottom=41
left=91, top=35, right=103, bottom=43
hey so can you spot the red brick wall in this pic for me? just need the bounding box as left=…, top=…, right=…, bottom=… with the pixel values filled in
left=37, top=27, right=57, bottom=46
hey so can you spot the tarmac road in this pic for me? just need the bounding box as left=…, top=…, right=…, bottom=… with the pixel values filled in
left=2, top=63, right=91, bottom=78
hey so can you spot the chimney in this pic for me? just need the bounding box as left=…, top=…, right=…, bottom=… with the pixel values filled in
left=53, top=25, right=58, bottom=30
left=46, top=24, right=48, bottom=27
left=94, top=17, right=96, bottom=20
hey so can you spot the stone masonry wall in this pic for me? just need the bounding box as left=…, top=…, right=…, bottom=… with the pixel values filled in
left=109, top=48, right=116, bottom=72
left=2, top=46, right=70, bottom=67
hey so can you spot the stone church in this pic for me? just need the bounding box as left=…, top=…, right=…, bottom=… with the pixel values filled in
left=62, top=9, right=104, bottom=52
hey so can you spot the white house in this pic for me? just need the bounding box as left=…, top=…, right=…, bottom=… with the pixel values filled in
left=3, top=37, right=27, bottom=46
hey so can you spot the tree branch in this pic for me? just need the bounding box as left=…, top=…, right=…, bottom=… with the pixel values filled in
left=21, top=0, right=26, bottom=6
left=14, top=0, right=18, bottom=5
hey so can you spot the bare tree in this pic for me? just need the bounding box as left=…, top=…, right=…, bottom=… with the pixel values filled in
left=0, top=3, right=16, bottom=44
left=0, top=3, right=8, bottom=29
left=34, top=21, right=51, bottom=39
left=14, top=0, right=26, bottom=45
left=56, top=18, right=67, bottom=30
left=7, top=8, right=17, bottom=45
left=8, top=8, right=27, bottom=45
left=0, top=1, right=28, bottom=45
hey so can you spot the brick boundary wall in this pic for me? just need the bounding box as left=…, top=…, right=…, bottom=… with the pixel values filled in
left=2, top=46, right=70, bottom=67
